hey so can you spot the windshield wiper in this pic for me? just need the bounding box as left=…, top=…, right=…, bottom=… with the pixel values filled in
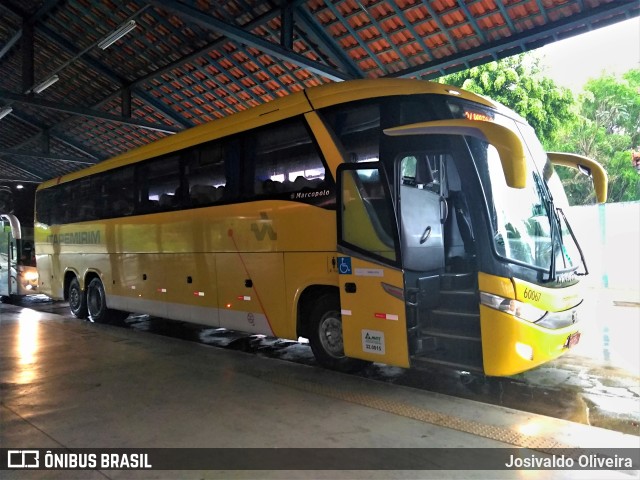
left=533, top=172, right=561, bottom=283
left=546, top=199, right=557, bottom=283
left=557, top=207, right=589, bottom=276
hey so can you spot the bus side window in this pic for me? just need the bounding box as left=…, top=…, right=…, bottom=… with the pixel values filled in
left=250, top=117, right=327, bottom=200
left=184, top=139, right=229, bottom=206
left=320, top=102, right=381, bottom=163
left=137, top=155, right=181, bottom=213
left=110, top=168, right=135, bottom=217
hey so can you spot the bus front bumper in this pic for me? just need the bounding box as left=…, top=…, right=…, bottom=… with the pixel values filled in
left=480, top=304, right=581, bottom=377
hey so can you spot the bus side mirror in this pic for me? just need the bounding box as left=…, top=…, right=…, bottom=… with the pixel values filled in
left=384, top=119, right=527, bottom=189
left=546, top=152, right=608, bottom=203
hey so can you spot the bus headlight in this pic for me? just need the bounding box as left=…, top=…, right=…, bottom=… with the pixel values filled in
left=480, top=292, right=547, bottom=323
left=23, top=271, right=39, bottom=282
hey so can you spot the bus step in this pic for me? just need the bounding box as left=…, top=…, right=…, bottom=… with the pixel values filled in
left=439, top=289, right=479, bottom=312
left=441, top=272, right=476, bottom=291
left=419, top=328, right=480, bottom=342
left=410, top=355, right=484, bottom=374
left=414, top=335, right=483, bottom=368
left=424, top=309, right=481, bottom=337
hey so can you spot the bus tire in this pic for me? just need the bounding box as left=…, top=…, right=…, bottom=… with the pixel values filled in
left=69, top=277, right=88, bottom=319
left=86, top=277, right=128, bottom=324
left=308, top=294, right=369, bottom=373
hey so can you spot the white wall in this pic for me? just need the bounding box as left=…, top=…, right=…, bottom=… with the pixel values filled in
left=567, top=201, right=640, bottom=300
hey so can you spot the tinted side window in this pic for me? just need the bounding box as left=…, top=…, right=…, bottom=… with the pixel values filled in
left=36, top=188, right=54, bottom=224
left=37, top=185, right=69, bottom=225
left=72, top=178, right=95, bottom=221
left=320, top=102, right=381, bottom=163
left=185, top=140, right=229, bottom=207
left=248, top=118, right=332, bottom=206
left=137, top=155, right=181, bottom=213
left=320, top=96, right=442, bottom=167
left=96, top=167, right=135, bottom=219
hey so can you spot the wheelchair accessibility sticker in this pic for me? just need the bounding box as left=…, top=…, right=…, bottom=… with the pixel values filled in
left=337, top=257, right=352, bottom=275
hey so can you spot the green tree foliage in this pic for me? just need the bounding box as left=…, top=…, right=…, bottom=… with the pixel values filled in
left=440, top=55, right=639, bottom=204
left=438, top=54, right=575, bottom=146
left=551, top=70, right=640, bottom=204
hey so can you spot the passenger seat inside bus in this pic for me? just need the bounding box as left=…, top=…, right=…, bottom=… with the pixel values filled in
left=190, top=185, right=218, bottom=205
left=444, top=163, right=476, bottom=270
left=159, top=194, right=176, bottom=209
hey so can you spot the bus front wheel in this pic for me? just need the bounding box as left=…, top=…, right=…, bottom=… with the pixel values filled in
left=69, top=277, right=88, bottom=319
left=86, top=277, right=128, bottom=324
left=308, top=294, right=368, bottom=373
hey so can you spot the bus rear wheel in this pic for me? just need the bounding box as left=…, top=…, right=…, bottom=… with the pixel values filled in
left=86, top=277, right=128, bottom=324
left=68, top=277, right=88, bottom=319
left=308, top=294, right=368, bottom=373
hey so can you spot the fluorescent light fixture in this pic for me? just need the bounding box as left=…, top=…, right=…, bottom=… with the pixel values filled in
left=33, top=75, right=59, bottom=94
left=98, top=20, right=137, bottom=50
left=0, top=106, right=12, bottom=120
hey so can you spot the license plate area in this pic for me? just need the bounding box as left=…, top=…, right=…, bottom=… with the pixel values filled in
left=564, top=332, right=580, bottom=349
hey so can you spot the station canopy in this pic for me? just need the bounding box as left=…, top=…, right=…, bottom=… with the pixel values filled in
left=0, top=0, right=638, bottom=183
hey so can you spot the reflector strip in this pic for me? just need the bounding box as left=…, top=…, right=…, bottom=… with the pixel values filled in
left=130, top=286, right=136, bottom=290
left=157, top=288, right=167, bottom=293
left=237, top=296, right=251, bottom=301
left=375, top=313, right=398, bottom=321
left=193, top=291, right=205, bottom=297
left=341, top=309, right=352, bottom=316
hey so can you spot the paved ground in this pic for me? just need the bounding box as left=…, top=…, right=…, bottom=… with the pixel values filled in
left=4, top=285, right=638, bottom=438
left=1, top=301, right=638, bottom=479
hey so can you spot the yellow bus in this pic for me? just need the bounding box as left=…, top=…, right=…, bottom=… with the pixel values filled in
left=34, top=79, right=607, bottom=376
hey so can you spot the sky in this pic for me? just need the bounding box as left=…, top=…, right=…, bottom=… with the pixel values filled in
left=534, top=18, right=640, bottom=93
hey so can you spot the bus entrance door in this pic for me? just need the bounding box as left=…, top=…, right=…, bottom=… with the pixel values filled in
left=336, top=163, right=410, bottom=368
left=0, top=222, right=13, bottom=297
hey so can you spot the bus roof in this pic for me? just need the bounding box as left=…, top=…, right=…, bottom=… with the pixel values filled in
left=38, top=78, right=496, bottom=190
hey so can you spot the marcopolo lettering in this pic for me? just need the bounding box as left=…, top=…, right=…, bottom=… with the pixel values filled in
left=291, top=190, right=330, bottom=200
left=47, top=231, right=101, bottom=245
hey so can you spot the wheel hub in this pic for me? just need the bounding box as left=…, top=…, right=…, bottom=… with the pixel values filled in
left=319, top=313, right=344, bottom=358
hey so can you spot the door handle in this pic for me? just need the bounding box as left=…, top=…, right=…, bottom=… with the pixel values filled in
left=440, top=196, right=448, bottom=223
left=420, top=226, right=432, bottom=244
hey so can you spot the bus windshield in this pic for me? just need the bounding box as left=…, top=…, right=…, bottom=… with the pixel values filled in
left=470, top=112, right=582, bottom=279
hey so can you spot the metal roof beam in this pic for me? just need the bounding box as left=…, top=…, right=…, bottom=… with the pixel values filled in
left=0, top=89, right=180, bottom=134
left=21, top=20, right=34, bottom=94
left=148, top=0, right=352, bottom=82
left=419, top=1, right=459, bottom=53
left=281, top=2, right=294, bottom=50
left=29, top=0, right=63, bottom=24
left=391, top=1, right=640, bottom=79
left=0, top=30, right=21, bottom=62
left=455, top=0, right=488, bottom=45
left=135, top=90, right=194, bottom=129
left=36, top=24, right=192, bottom=129
left=132, top=1, right=310, bottom=89
left=320, top=0, right=386, bottom=74
left=0, top=149, right=97, bottom=165
left=37, top=24, right=126, bottom=87
left=54, top=134, right=104, bottom=161
left=0, top=0, right=64, bottom=63
left=294, top=8, right=361, bottom=78
left=0, top=157, right=44, bottom=181
left=387, top=1, right=434, bottom=62
left=7, top=109, right=104, bottom=160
